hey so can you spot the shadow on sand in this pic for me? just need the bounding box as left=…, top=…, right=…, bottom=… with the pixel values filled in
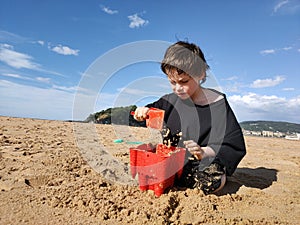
left=217, top=167, right=278, bottom=195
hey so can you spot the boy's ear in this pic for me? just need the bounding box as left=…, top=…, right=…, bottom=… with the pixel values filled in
left=194, top=72, right=205, bottom=82
left=199, top=72, right=206, bottom=80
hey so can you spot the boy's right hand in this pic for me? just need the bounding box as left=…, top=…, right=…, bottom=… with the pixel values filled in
left=133, top=107, right=149, bottom=121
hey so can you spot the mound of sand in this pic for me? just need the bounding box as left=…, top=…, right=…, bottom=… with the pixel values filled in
left=0, top=116, right=299, bottom=224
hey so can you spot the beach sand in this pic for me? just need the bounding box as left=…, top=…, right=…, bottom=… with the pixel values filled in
left=0, top=116, right=299, bottom=224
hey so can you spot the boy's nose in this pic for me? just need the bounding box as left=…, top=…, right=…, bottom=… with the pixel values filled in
left=175, top=83, right=183, bottom=91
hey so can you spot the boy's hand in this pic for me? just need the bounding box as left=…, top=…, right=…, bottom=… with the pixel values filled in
left=183, top=140, right=204, bottom=160
left=183, top=140, right=216, bottom=160
left=133, top=107, right=149, bottom=121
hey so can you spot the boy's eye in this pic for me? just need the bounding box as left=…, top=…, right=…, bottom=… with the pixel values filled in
left=169, top=78, right=190, bottom=85
left=180, top=80, right=189, bottom=83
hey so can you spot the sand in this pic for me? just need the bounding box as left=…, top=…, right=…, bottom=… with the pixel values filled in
left=0, top=116, right=299, bottom=225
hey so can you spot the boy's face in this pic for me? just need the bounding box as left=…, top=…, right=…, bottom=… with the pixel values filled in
left=167, top=69, right=202, bottom=100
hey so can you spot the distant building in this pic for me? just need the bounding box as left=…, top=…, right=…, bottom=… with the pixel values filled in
left=273, top=132, right=285, bottom=138
left=242, top=129, right=251, bottom=135
left=242, top=128, right=298, bottom=139
left=251, top=131, right=262, bottom=136
left=262, top=130, right=274, bottom=137
left=285, top=133, right=300, bottom=140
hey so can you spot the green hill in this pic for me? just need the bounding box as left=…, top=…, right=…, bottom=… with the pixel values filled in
left=240, top=121, right=300, bottom=133
left=84, top=105, right=146, bottom=127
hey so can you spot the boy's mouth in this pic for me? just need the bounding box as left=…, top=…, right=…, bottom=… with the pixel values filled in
left=176, top=92, right=188, bottom=98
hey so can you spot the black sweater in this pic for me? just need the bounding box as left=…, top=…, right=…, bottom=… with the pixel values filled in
left=146, top=90, right=246, bottom=176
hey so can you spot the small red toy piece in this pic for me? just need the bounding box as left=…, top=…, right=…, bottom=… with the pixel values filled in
left=130, top=107, right=165, bottom=130
left=145, top=108, right=165, bottom=130
left=130, top=144, right=186, bottom=197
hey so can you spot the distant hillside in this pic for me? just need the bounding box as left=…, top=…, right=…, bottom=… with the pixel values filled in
left=85, top=105, right=146, bottom=127
left=240, top=121, right=300, bottom=133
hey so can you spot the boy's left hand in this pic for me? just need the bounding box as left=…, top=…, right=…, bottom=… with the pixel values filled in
left=183, top=140, right=204, bottom=160
left=183, top=140, right=216, bottom=160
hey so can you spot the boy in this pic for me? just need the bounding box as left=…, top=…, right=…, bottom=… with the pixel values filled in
left=133, top=41, right=246, bottom=194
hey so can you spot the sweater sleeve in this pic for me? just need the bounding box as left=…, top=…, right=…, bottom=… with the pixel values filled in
left=210, top=99, right=246, bottom=176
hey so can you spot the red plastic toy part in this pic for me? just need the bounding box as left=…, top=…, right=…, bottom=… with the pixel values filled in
left=146, top=108, right=165, bottom=130
left=130, top=108, right=165, bottom=130
left=130, top=144, right=186, bottom=197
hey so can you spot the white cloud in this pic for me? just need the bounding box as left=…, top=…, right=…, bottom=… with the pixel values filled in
left=221, top=82, right=244, bottom=93
left=0, top=78, right=104, bottom=120
left=228, top=93, right=300, bottom=123
left=2, top=73, right=27, bottom=79
left=50, top=44, right=79, bottom=56
left=282, top=46, right=292, bottom=51
left=52, top=84, right=78, bottom=92
left=117, top=87, right=167, bottom=96
left=0, top=44, right=62, bottom=76
left=0, top=43, right=13, bottom=49
left=274, top=0, right=289, bottom=13
left=128, top=14, right=149, bottom=28
left=0, top=30, right=26, bottom=43
left=250, top=76, right=285, bottom=88
left=0, top=79, right=75, bottom=120
left=0, top=44, right=40, bottom=69
left=36, top=77, right=51, bottom=83
left=220, top=76, right=244, bottom=93
left=260, top=49, right=276, bottom=55
left=282, top=87, right=295, bottom=91
left=260, top=46, right=297, bottom=55
left=101, top=5, right=118, bottom=15
left=37, top=40, right=45, bottom=46
left=273, top=0, right=300, bottom=14
left=1, top=72, right=54, bottom=85
left=222, top=76, right=238, bottom=81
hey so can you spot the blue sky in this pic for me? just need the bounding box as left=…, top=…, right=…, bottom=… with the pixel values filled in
left=0, top=0, right=299, bottom=123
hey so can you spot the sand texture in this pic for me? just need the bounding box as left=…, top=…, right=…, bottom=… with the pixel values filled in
left=0, top=116, right=299, bottom=224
